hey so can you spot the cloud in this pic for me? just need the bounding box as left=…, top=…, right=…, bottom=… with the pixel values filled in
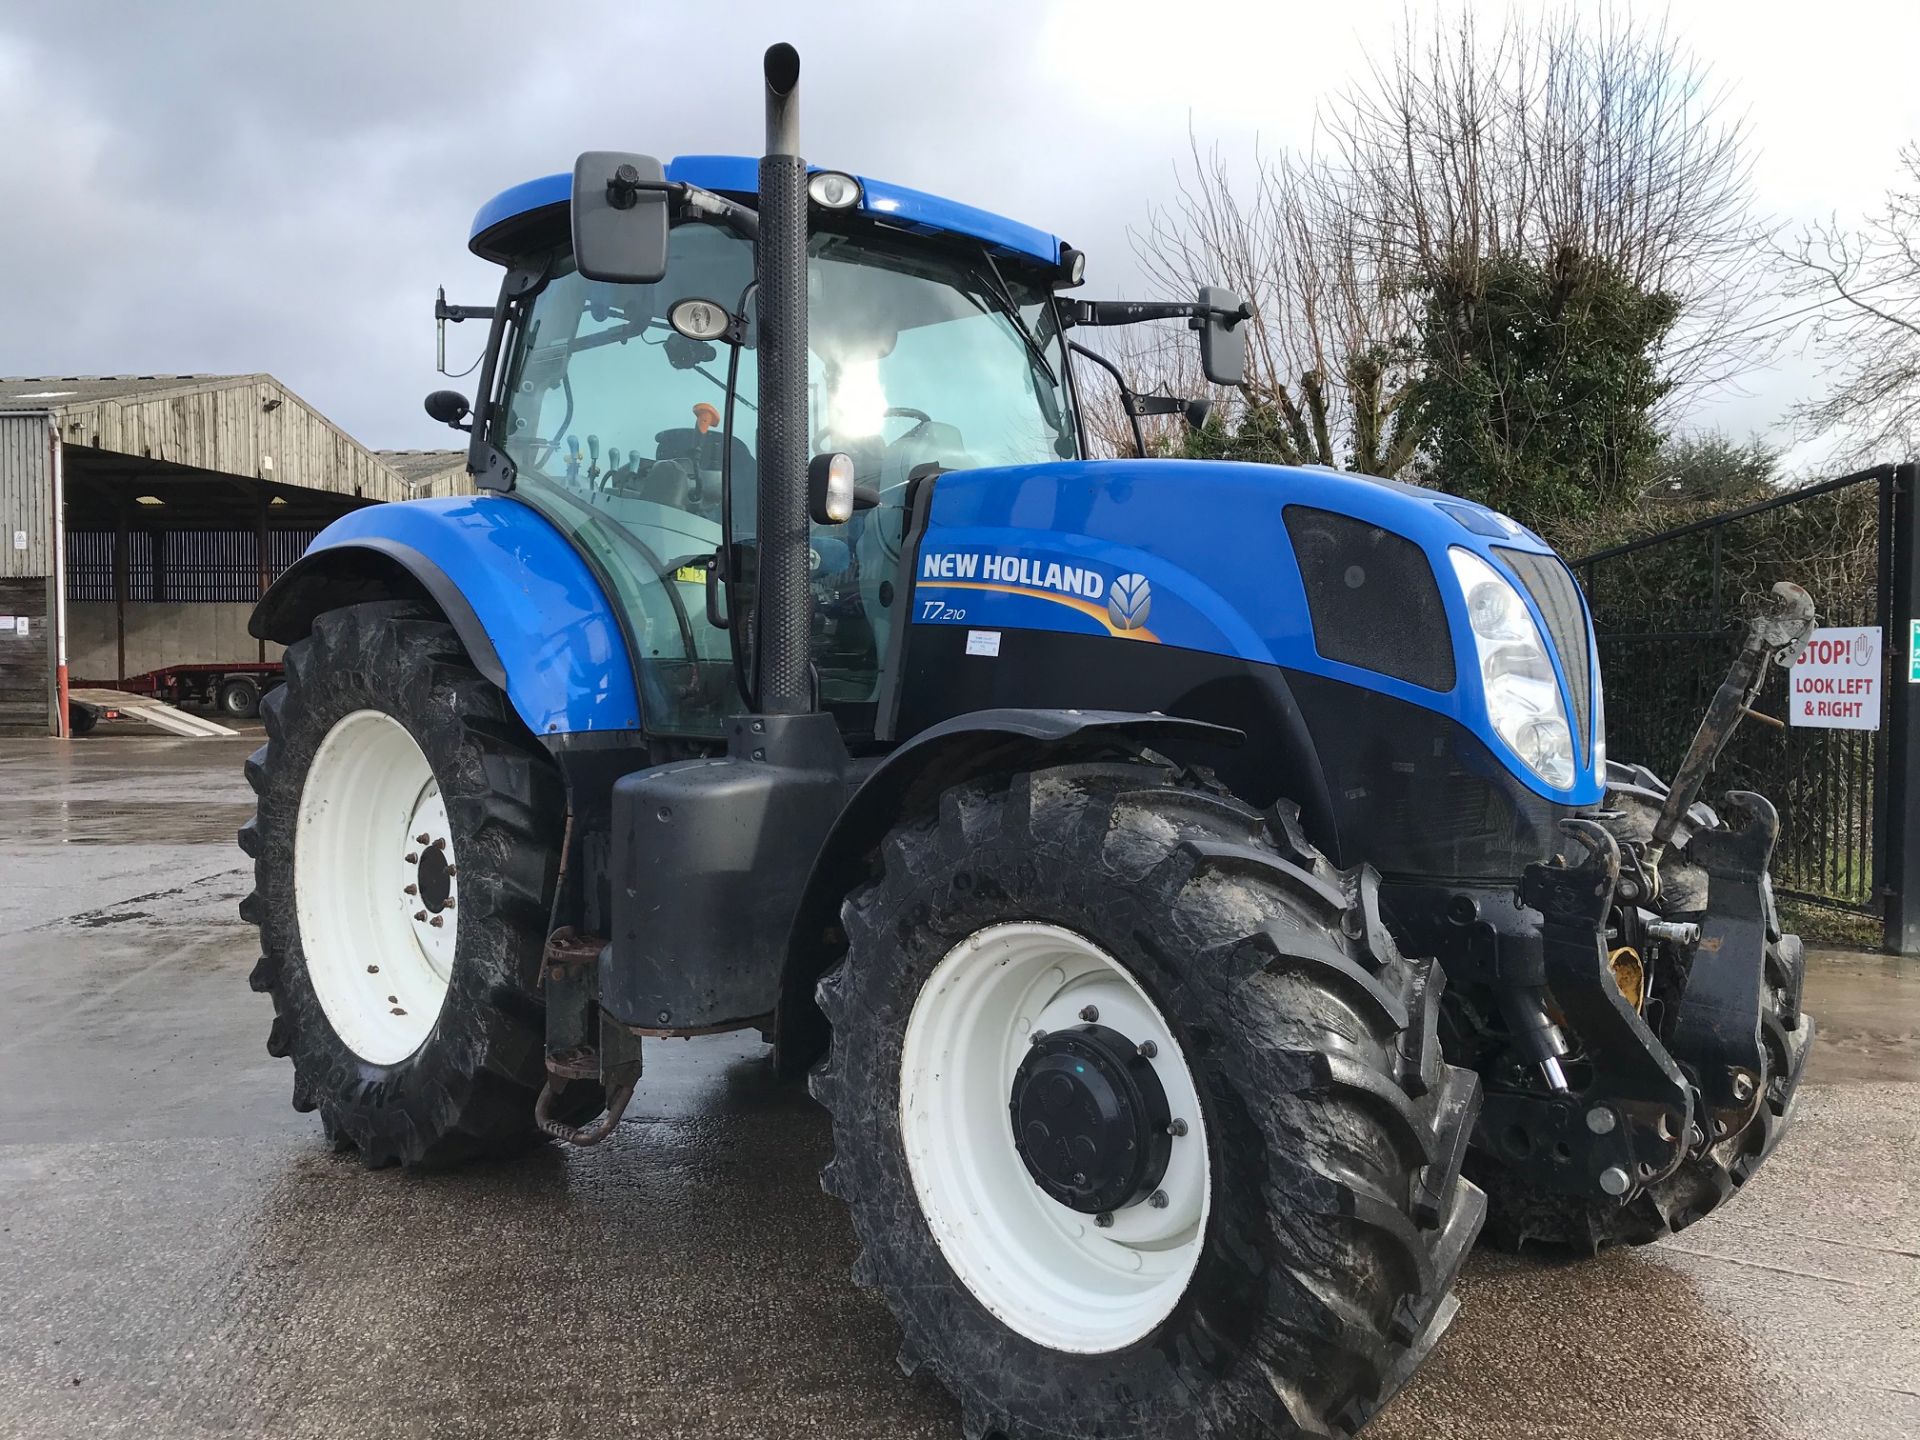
left=2, top=1, right=1916, bottom=460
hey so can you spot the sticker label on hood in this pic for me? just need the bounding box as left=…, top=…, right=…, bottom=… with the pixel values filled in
left=917, top=548, right=1158, bottom=643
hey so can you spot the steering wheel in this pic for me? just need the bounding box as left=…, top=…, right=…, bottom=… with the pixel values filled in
left=884, top=406, right=933, bottom=426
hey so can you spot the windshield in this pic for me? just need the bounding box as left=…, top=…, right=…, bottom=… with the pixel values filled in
left=495, top=220, right=1076, bottom=737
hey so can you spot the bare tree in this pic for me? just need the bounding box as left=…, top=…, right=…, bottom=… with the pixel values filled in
left=1337, top=9, right=1770, bottom=419
left=1119, top=8, right=1771, bottom=474
left=1123, top=136, right=1422, bottom=473
left=1783, top=144, right=1920, bottom=460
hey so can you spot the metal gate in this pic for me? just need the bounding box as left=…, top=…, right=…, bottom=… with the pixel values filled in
left=1575, top=465, right=1902, bottom=920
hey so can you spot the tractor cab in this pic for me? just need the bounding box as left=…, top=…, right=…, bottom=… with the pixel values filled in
left=462, top=157, right=1086, bottom=738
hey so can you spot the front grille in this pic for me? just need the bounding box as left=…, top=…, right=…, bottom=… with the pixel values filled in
left=1284, top=507, right=1455, bottom=692
left=1497, top=547, right=1593, bottom=753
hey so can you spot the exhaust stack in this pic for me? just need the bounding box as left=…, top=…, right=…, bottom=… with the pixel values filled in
left=754, top=42, right=812, bottom=714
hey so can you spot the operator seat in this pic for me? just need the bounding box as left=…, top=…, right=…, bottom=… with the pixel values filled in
left=654, top=425, right=754, bottom=517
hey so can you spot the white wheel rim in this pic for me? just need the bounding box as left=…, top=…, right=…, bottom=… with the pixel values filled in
left=295, top=709, right=459, bottom=1066
left=899, top=923, right=1211, bottom=1353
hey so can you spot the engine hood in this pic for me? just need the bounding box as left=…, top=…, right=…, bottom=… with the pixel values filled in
left=910, top=457, right=1602, bottom=805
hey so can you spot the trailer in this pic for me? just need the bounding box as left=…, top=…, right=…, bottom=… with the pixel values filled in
left=80, top=661, right=284, bottom=720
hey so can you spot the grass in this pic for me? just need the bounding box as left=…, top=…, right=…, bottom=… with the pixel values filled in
left=1777, top=898, right=1881, bottom=952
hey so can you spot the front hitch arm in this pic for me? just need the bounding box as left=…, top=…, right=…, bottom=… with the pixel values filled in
left=1666, top=791, right=1781, bottom=1140
left=1490, top=820, right=1694, bottom=1200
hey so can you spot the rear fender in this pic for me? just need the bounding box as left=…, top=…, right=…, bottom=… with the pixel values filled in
left=773, top=708, right=1243, bottom=1073
left=252, top=496, right=641, bottom=736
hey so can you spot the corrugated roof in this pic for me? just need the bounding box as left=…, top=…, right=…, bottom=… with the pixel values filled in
left=376, top=449, right=467, bottom=485
left=0, top=374, right=259, bottom=409
left=2, top=373, right=439, bottom=505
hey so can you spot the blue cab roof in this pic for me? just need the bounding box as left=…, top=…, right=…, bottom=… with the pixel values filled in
left=469, top=154, right=1064, bottom=268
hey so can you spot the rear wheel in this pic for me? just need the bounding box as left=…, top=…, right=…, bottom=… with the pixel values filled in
left=219, top=676, right=261, bottom=718
left=811, top=761, right=1484, bottom=1439
left=239, top=600, right=597, bottom=1166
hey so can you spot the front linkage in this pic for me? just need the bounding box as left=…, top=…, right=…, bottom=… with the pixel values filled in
left=1398, top=583, right=1818, bottom=1246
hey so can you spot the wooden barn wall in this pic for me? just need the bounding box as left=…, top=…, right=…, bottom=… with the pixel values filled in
left=0, top=576, right=51, bottom=733
left=49, top=379, right=410, bottom=504
left=0, top=414, right=52, bottom=580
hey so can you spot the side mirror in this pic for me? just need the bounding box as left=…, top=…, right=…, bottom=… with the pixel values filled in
left=1196, top=285, right=1250, bottom=387
left=424, top=389, right=472, bottom=431
left=571, top=151, right=670, bottom=285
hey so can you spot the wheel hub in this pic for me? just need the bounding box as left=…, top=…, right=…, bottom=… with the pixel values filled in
left=1011, top=1023, right=1173, bottom=1214
left=415, top=840, right=452, bottom=913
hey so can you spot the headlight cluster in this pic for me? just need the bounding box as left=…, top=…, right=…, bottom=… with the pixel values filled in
left=1448, top=548, right=1577, bottom=789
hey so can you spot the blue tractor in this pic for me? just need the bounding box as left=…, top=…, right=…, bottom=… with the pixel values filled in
left=241, top=45, right=1815, bottom=1439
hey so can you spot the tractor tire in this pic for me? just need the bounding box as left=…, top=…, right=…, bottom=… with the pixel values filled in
left=239, top=600, right=599, bottom=1167
left=810, top=760, right=1484, bottom=1440
left=1470, top=781, right=1815, bottom=1253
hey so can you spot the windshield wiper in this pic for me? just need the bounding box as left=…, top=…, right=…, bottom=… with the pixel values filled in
left=968, top=250, right=1058, bottom=388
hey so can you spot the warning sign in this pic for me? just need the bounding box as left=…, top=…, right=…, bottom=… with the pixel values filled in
left=1790, top=627, right=1881, bottom=730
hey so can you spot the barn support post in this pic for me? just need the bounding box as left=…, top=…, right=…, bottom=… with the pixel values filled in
left=47, top=421, right=69, bottom=739
left=114, top=494, right=128, bottom=687
left=1881, top=461, right=1920, bottom=955
left=255, top=485, right=269, bottom=664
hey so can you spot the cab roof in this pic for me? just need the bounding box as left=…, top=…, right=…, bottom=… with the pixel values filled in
left=469, top=154, right=1064, bottom=269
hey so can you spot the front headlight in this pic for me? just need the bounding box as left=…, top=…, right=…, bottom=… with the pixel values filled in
left=1591, top=664, right=1606, bottom=776
left=1449, top=548, right=1576, bottom=789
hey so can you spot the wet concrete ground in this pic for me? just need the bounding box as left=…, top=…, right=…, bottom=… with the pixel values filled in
left=1, top=733, right=1915, bottom=1440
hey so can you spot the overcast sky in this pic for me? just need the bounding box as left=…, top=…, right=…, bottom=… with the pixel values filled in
left=3, top=1, right=1916, bottom=463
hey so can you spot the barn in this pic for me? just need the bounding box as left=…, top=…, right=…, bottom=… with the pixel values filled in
left=0, top=374, right=465, bottom=734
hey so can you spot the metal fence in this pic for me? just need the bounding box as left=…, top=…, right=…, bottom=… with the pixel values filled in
left=65, top=528, right=320, bottom=603
left=1576, top=467, right=1894, bottom=915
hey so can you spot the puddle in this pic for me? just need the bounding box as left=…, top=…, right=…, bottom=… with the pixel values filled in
left=10, top=800, right=255, bottom=846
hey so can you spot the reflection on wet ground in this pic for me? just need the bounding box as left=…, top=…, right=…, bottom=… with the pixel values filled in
left=1, top=735, right=1915, bottom=1439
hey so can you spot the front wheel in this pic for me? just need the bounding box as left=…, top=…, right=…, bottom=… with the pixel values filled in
left=239, top=600, right=596, bottom=1167
left=811, top=761, right=1484, bottom=1440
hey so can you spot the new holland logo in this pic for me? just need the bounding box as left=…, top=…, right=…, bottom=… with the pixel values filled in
left=1108, top=573, right=1152, bottom=631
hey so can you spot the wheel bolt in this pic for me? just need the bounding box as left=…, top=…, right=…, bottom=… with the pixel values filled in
left=445, top=866, right=457, bottom=878
left=1731, top=1072, right=1755, bottom=1102
left=443, top=898, right=455, bottom=910
left=1138, top=1040, right=1158, bottom=1059
left=433, top=838, right=447, bottom=851
left=1028, top=1029, right=1048, bottom=1046
left=414, top=910, right=428, bottom=922
left=405, top=852, right=419, bottom=864
left=429, top=916, right=444, bottom=928
left=404, top=884, right=417, bottom=896
left=1079, top=1005, right=1099, bottom=1023
left=416, top=833, right=431, bottom=845
left=1169, top=1118, right=1189, bottom=1137
left=1148, top=1190, right=1169, bottom=1209
left=1094, top=1212, right=1114, bottom=1228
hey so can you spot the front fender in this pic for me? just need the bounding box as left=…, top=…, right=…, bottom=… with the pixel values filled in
left=252, top=496, right=641, bottom=736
